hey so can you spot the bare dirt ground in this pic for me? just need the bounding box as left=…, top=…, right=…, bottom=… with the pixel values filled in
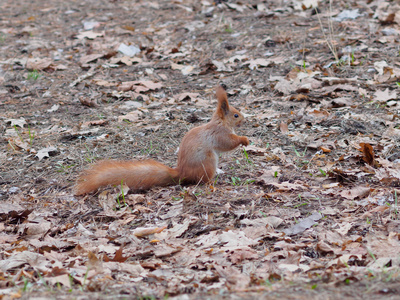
left=1, top=0, right=400, bottom=299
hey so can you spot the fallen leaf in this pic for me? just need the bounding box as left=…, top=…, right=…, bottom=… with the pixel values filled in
left=214, top=265, right=250, bottom=289
left=243, top=145, right=267, bottom=156
left=118, top=80, right=162, bottom=92
left=174, top=92, right=200, bottom=102
left=219, top=230, right=258, bottom=249
left=92, top=79, right=117, bottom=87
left=81, top=120, right=109, bottom=127
left=211, top=60, right=233, bottom=72
left=360, top=143, right=375, bottom=166
left=373, top=88, right=397, bottom=102
left=132, top=225, right=168, bottom=237
left=0, top=203, right=32, bottom=222
left=268, top=181, right=308, bottom=191
left=117, top=111, right=143, bottom=123
left=79, top=53, right=104, bottom=65
left=283, top=212, right=322, bottom=235
left=87, top=251, right=103, bottom=273
left=26, top=58, right=53, bottom=70
left=316, top=241, right=335, bottom=255
left=228, top=247, right=258, bottom=264
left=340, top=186, right=370, bottom=200
left=171, top=62, right=196, bottom=75
left=374, top=60, right=389, bottom=75
left=0, top=251, right=49, bottom=272
left=36, top=146, right=58, bottom=160
left=334, top=9, right=362, bottom=21
left=240, top=216, right=283, bottom=229
left=76, top=30, right=104, bottom=39
left=225, top=3, right=246, bottom=12
left=280, top=121, right=289, bottom=133
left=46, top=274, right=71, bottom=288
left=244, top=58, right=271, bottom=70
left=292, top=0, right=319, bottom=10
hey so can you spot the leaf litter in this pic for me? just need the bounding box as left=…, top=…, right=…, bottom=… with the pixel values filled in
left=1, top=0, right=400, bottom=299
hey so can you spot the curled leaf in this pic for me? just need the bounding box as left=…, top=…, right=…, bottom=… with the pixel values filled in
left=360, top=143, right=375, bottom=166
left=133, top=225, right=168, bottom=237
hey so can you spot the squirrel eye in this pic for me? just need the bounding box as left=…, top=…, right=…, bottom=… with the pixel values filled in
left=234, top=114, right=239, bottom=118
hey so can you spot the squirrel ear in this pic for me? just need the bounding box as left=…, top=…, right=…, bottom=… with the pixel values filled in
left=216, top=85, right=230, bottom=117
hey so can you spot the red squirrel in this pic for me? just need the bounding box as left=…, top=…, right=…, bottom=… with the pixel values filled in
left=75, top=85, right=249, bottom=195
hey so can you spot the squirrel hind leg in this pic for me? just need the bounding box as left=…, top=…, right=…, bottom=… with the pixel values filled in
left=179, top=161, right=216, bottom=185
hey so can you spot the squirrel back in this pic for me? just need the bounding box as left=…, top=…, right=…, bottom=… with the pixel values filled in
left=75, top=85, right=249, bottom=195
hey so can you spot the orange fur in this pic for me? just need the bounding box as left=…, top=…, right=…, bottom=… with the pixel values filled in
left=75, top=160, right=179, bottom=195
left=75, top=85, right=249, bottom=195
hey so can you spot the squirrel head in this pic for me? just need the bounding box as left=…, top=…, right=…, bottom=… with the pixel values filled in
left=214, top=85, right=245, bottom=127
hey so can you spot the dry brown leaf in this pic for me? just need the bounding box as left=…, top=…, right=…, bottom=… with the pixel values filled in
left=279, top=121, right=289, bottom=133
left=321, top=77, right=358, bottom=85
left=81, top=120, right=108, bottom=127
left=171, top=62, right=195, bottom=75
left=103, top=261, right=144, bottom=276
left=76, top=30, right=104, bottom=39
left=228, top=247, right=258, bottom=264
left=383, top=125, right=400, bottom=139
left=22, top=221, right=52, bottom=237
left=326, top=254, right=363, bottom=268
left=26, top=58, right=53, bottom=70
left=283, top=212, right=322, bottom=235
left=117, top=111, right=143, bottom=123
left=154, top=244, right=182, bottom=258
left=257, top=167, right=281, bottom=186
left=340, top=186, right=370, bottom=200
left=174, top=92, right=200, bottom=102
left=108, top=247, right=128, bottom=263
left=118, top=80, right=162, bottom=92
left=79, top=97, right=97, bottom=107
left=0, top=203, right=32, bottom=222
left=0, top=251, right=49, bottom=272
left=360, top=143, right=375, bottom=166
left=138, top=80, right=162, bottom=90
left=274, top=79, right=295, bottom=95
left=243, top=145, right=267, bottom=156
left=308, top=109, right=329, bottom=119
left=319, top=230, right=344, bottom=246
left=118, top=81, right=135, bottom=92
left=316, top=241, right=335, bottom=255
left=373, top=88, right=397, bottom=102
left=133, top=225, right=168, bottom=237
left=244, top=58, right=272, bottom=70
left=241, top=216, right=283, bottom=229
left=214, top=265, right=250, bottom=290
left=289, top=94, right=308, bottom=101
left=46, top=274, right=71, bottom=288
left=87, top=251, right=104, bottom=273
left=335, top=222, right=353, bottom=235
left=320, top=146, right=331, bottom=153
left=268, top=181, right=308, bottom=192
left=13, top=139, right=30, bottom=151
left=79, top=53, right=104, bottom=65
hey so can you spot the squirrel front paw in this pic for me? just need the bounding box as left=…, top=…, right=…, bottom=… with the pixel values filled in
left=241, top=136, right=249, bottom=146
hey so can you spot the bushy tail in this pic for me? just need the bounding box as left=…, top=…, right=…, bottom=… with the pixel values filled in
left=75, top=159, right=179, bottom=195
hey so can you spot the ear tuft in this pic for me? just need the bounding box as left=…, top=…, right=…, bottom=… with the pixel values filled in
left=216, top=86, right=230, bottom=116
